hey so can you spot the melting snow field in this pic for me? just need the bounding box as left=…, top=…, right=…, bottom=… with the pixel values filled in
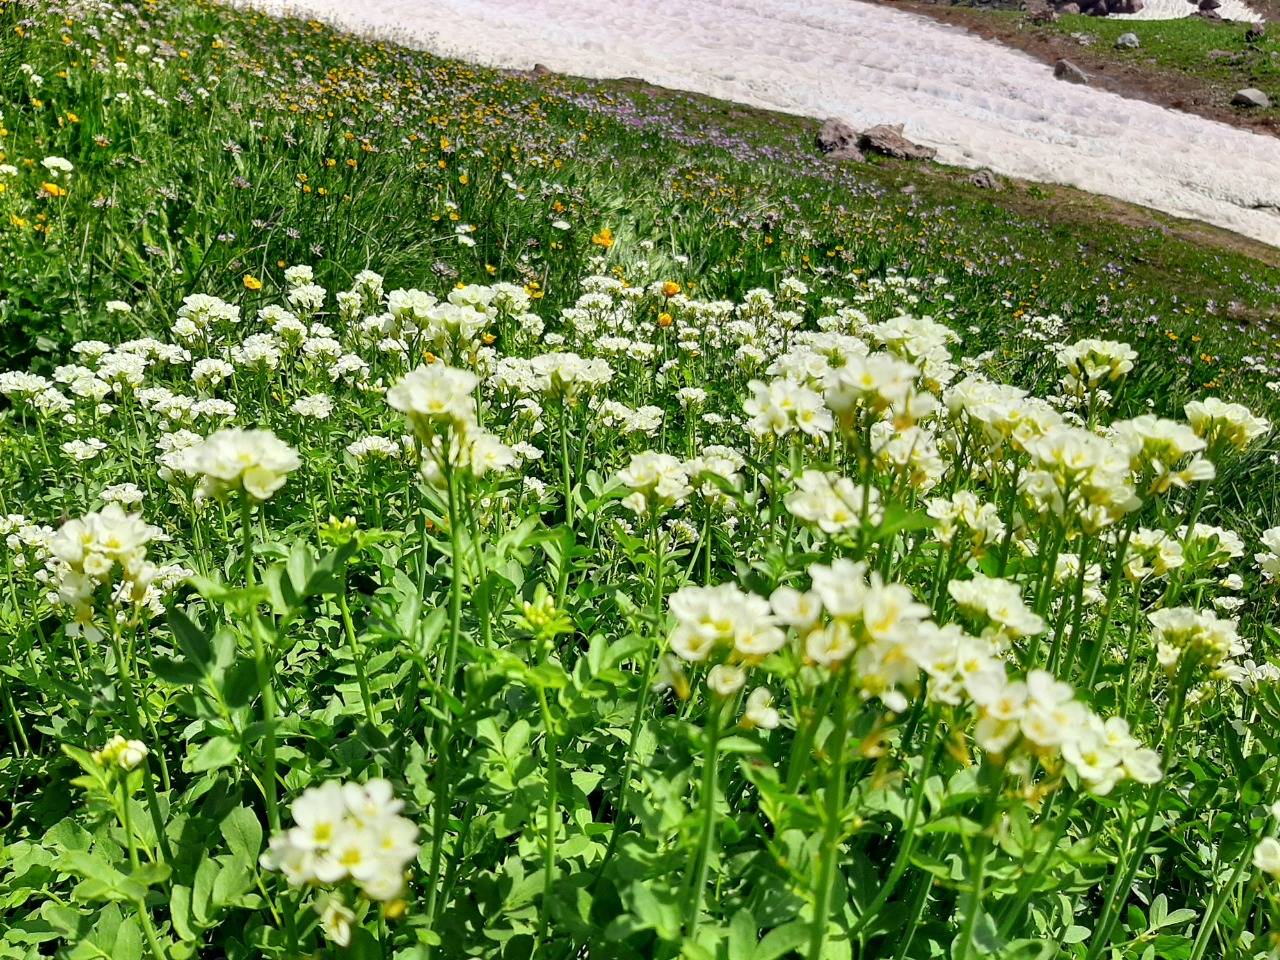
left=230, top=0, right=1280, bottom=247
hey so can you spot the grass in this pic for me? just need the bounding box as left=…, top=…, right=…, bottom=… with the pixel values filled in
left=2, top=1, right=1280, bottom=959
left=1049, top=12, right=1280, bottom=102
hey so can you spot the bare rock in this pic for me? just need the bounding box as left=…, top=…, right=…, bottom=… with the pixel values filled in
left=1233, top=87, right=1271, bottom=107
left=1054, top=58, right=1090, bottom=83
left=1199, top=0, right=1222, bottom=8
left=815, top=118, right=865, bottom=161
left=1026, top=0, right=1059, bottom=22
left=1058, top=2, right=1081, bottom=12
left=969, top=170, right=1002, bottom=189
left=857, top=124, right=937, bottom=161
left=530, top=63, right=553, bottom=77
left=1115, top=31, right=1141, bottom=47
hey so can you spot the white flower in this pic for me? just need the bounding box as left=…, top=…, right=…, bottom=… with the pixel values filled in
left=707, top=663, right=747, bottom=698
left=290, top=394, right=335, bottom=420
left=284, top=264, right=315, bottom=288
left=1255, top=837, right=1280, bottom=880
left=785, top=470, right=881, bottom=534
left=386, top=364, right=479, bottom=433
left=948, top=576, right=1044, bottom=640
left=743, top=378, right=832, bottom=439
left=616, top=451, right=691, bottom=514
left=260, top=778, right=420, bottom=903
left=1185, top=398, right=1269, bottom=451
left=317, top=893, right=355, bottom=947
left=742, top=687, right=780, bottom=730
left=346, top=436, right=400, bottom=460
left=61, top=438, right=108, bottom=462
left=92, top=735, right=149, bottom=771
left=101, top=483, right=145, bottom=506
left=179, top=428, right=301, bottom=502
left=42, top=155, right=75, bottom=177
left=668, top=583, right=783, bottom=663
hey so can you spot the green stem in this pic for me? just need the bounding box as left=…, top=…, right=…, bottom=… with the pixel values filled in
left=592, top=515, right=666, bottom=882
left=954, top=784, right=1000, bottom=960
left=1188, top=844, right=1254, bottom=960
left=1082, top=523, right=1135, bottom=687
left=242, top=496, right=280, bottom=833
left=535, top=687, right=560, bottom=954
left=424, top=467, right=466, bottom=939
left=808, top=682, right=852, bottom=960
left=1085, top=673, right=1191, bottom=960
left=851, top=723, right=942, bottom=943
left=686, top=701, right=722, bottom=938
left=338, top=579, right=377, bottom=725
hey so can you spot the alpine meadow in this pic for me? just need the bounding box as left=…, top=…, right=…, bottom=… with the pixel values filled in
left=7, top=2, right=1280, bottom=960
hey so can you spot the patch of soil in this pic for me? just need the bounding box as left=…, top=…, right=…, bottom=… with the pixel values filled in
left=864, top=0, right=1280, bottom=138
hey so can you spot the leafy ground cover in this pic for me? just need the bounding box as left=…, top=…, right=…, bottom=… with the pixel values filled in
left=5, top=2, right=1280, bottom=959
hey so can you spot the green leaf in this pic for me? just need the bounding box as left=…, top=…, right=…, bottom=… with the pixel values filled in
left=221, top=660, right=260, bottom=708
left=170, top=885, right=197, bottom=942
left=188, top=736, right=240, bottom=773
left=753, top=921, right=810, bottom=960
left=728, top=909, right=756, bottom=960
left=220, top=807, right=264, bottom=862
left=168, top=608, right=213, bottom=671
left=212, top=856, right=254, bottom=907
left=152, top=657, right=205, bottom=685
left=1063, top=925, right=1091, bottom=944
left=191, top=857, right=218, bottom=926
left=110, top=915, right=144, bottom=960
left=128, top=863, right=172, bottom=889
left=263, top=564, right=301, bottom=614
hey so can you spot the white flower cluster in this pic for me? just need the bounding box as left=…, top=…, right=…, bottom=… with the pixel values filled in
left=1255, top=527, right=1280, bottom=582
left=667, top=560, right=1160, bottom=795
left=260, top=779, right=420, bottom=907
left=1054, top=338, right=1137, bottom=396
left=1148, top=607, right=1249, bottom=682
left=1185, top=397, right=1270, bottom=452
left=387, top=363, right=515, bottom=483
left=785, top=469, right=882, bottom=535
left=616, top=451, right=692, bottom=516
left=92, top=734, right=149, bottom=771
left=947, top=575, right=1045, bottom=645
left=926, top=490, right=1005, bottom=559
left=49, top=505, right=164, bottom=640
left=174, top=428, right=301, bottom=502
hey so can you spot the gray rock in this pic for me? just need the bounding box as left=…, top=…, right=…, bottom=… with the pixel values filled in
left=1233, top=87, right=1271, bottom=107
left=815, top=118, right=864, bottom=161
left=1054, top=58, right=1090, bottom=84
left=856, top=124, right=938, bottom=161
left=1116, top=32, right=1141, bottom=47
left=1058, top=2, right=1081, bottom=12
left=969, top=170, right=1002, bottom=189
left=1200, top=0, right=1222, bottom=8
left=1026, top=0, right=1059, bottom=21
